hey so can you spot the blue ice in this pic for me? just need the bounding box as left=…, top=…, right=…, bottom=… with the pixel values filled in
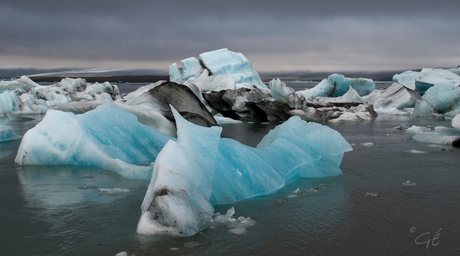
left=137, top=107, right=352, bottom=236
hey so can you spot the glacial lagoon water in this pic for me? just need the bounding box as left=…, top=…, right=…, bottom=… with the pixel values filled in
left=1, top=83, right=459, bottom=255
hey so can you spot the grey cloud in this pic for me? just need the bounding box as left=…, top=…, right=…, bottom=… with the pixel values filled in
left=1, top=1, right=459, bottom=71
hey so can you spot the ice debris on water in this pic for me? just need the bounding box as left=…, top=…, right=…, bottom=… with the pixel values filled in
left=77, top=185, right=98, bottom=190
left=307, top=188, right=319, bottom=193
left=365, top=192, right=379, bottom=197
left=287, top=194, right=297, bottom=198
left=212, top=207, right=255, bottom=236
left=114, top=251, right=128, bottom=256
left=276, top=200, right=287, bottom=205
left=361, top=142, right=375, bottom=147
left=184, top=241, right=201, bottom=248
left=403, top=180, right=416, bottom=186
left=293, top=188, right=300, bottom=194
left=98, top=188, right=130, bottom=195
left=404, top=149, right=427, bottom=154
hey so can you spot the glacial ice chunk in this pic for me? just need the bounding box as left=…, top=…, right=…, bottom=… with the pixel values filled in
left=452, top=114, right=460, bottom=132
left=406, top=125, right=460, bottom=146
left=137, top=107, right=352, bottom=236
left=414, top=68, right=460, bottom=95
left=15, top=102, right=172, bottom=180
left=199, top=48, right=267, bottom=90
left=169, top=48, right=268, bottom=92
left=0, top=90, right=21, bottom=115
left=297, top=74, right=375, bottom=97
left=363, top=83, right=421, bottom=109
left=0, top=124, right=22, bottom=142
left=392, top=71, right=419, bottom=90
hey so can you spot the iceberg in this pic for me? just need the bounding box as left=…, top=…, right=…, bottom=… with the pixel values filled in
left=169, top=48, right=268, bottom=92
left=414, top=68, right=460, bottom=96
left=392, top=71, right=419, bottom=90
left=453, top=114, right=460, bottom=132
left=137, top=107, right=352, bottom=236
left=298, top=74, right=375, bottom=97
left=0, top=76, right=122, bottom=116
left=0, top=90, right=22, bottom=115
left=15, top=102, right=172, bottom=180
left=0, top=75, right=39, bottom=93
left=363, top=83, right=421, bottom=109
left=413, top=80, right=460, bottom=117
left=0, top=124, right=22, bottom=142
left=406, top=123, right=460, bottom=147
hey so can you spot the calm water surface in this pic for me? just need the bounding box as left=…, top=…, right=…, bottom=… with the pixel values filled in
left=0, top=83, right=459, bottom=255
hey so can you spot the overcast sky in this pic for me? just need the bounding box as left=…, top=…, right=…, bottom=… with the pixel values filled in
left=1, top=0, right=459, bottom=73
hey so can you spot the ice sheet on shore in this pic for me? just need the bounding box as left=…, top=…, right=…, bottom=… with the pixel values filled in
left=15, top=102, right=172, bottom=180
left=137, top=107, right=352, bottom=236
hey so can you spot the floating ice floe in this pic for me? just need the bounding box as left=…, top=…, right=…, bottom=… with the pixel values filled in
left=361, top=142, right=375, bottom=147
left=99, top=188, right=131, bottom=195
left=297, top=73, right=375, bottom=97
left=137, top=107, right=351, bottom=236
left=406, top=116, right=460, bottom=147
left=15, top=102, right=171, bottom=180
left=0, top=76, right=122, bottom=116
left=392, top=70, right=419, bottom=90
left=365, top=192, right=378, bottom=197
left=404, top=149, right=427, bottom=154
left=362, top=83, right=421, bottom=109
left=211, top=207, right=255, bottom=236
left=402, top=181, right=416, bottom=186
left=0, top=124, right=22, bottom=142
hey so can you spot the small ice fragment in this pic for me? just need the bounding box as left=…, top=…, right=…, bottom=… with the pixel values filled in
left=170, top=247, right=179, bottom=251
left=293, top=188, right=300, bottom=194
left=184, top=241, right=201, bottom=248
left=404, top=149, right=427, bottom=154
left=213, top=207, right=235, bottom=223
left=98, top=188, right=130, bottom=195
left=394, top=124, right=407, bottom=130
left=229, top=227, right=247, bottom=235
left=101, top=170, right=114, bottom=175
left=307, top=188, right=318, bottom=193
left=350, top=143, right=356, bottom=146
left=287, top=194, right=297, bottom=198
left=365, top=192, right=378, bottom=197
left=276, top=200, right=287, bottom=205
left=209, top=225, right=215, bottom=229
left=115, top=251, right=128, bottom=256
left=78, top=185, right=98, bottom=189
left=82, top=175, right=94, bottom=179
left=361, top=142, right=375, bottom=147
left=403, top=180, right=416, bottom=186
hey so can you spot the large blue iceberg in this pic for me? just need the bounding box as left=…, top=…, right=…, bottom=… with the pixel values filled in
left=15, top=103, right=171, bottom=180
left=14, top=100, right=352, bottom=237
left=137, top=108, right=352, bottom=236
